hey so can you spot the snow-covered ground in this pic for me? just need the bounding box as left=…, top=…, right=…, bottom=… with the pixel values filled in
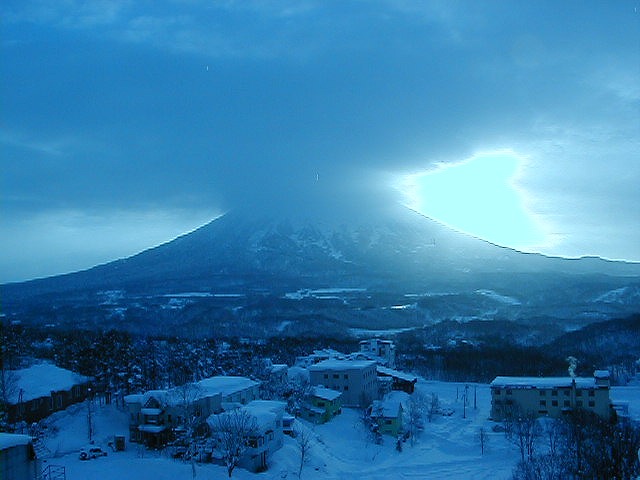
left=36, top=381, right=640, bottom=480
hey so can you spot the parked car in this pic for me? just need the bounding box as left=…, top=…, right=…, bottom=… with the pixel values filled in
left=79, top=446, right=108, bottom=460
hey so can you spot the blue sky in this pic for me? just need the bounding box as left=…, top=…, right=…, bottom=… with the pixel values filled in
left=2, top=1, right=639, bottom=282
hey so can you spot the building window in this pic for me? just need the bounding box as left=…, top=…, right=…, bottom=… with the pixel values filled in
left=494, top=388, right=501, bottom=395
left=344, top=374, right=349, bottom=379
left=588, top=401, right=595, bottom=407
left=564, top=390, right=570, bottom=397
left=540, top=400, right=546, bottom=407
left=552, top=390, right=558, bottom=396
left=344, top=386, right=348, bottom=391
left=576, top=390, right=582, bottom=397
left=506, top=399, right=513, bottom=405
left=506, top=389, right=512, bottom=395
left=588, top=390, right=595, bottom=397
left=564, top=400, right=570, bottom=407
left=539, top=390, right=546, bottom=396
left=552, top=400, right=558, bottom=407
left=333, top=374, right=339, bottom=379
left=324, top=374, right=328, bottom=379
left=576, top=401, right=583, bottom=407
left=317, top=401, right=325, bottom=407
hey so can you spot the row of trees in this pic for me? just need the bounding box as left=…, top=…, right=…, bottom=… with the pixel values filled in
left=503, top=408, right=640, bottom=480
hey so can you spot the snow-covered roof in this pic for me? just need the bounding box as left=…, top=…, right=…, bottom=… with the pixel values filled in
left=594, top=370, right=610, bottom=379
left=141, top=390, right=172, bottom=407
left=208, top=400, right=285, bottom=433
left=138, top=425, right=167, bottom=433
left=371, top=399, right=402, bottom=418
left=0, top=433, right=32, bottom=450
left=244, top=400, right=286, bottom=430
left=302, top=403, right=325, bottom=415
left=490, top=376, right=597, bottom=389
left=312, top=386, right=342, bottom=401
left=125, top=376, right=259, bottom=407
left=270, top=364, right=288, bottom=372
left=124, top=394, right=143, bottom=404
left=384, top=390, right=410, bottom=406
left=8, top=363, right=91, bottom=404
left=376, top=366, right=417, bottom=383
left=287, top=366, right=310, bottom=383
left=197, top=376, right=259, bottom=398
left=310, top=359, right=376, bottom=371
left=359, top=339, right=393, bottom=345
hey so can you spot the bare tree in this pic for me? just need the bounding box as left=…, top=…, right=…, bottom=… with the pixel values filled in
left=426, top=393, right=440, bottom=423
left=174, top=382, right=204, bottom=437
left=502, top=407, right=541, bottom=463
left=285, top=378, right=312, bottom=417
left=357, top=405, right=381, bottom=448
left=212, top=409, right=259, bottom=478
left=477, top=426, right=489, bottom=456
left=295, top=427, right=312, bottom=479
left=541, top=418, right=564, bottom=458
left=0, top=368, right=18, bottom=428
left=406, top=391, right=427, bottom=446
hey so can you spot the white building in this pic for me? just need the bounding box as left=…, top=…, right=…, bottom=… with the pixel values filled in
left=490, top=371, right=611, bottom=421
left=309, top=359, right=378, bottom=407
left=359, top=339, right=396, bottom=368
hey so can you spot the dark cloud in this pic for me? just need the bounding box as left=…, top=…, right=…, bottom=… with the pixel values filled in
left=1, top=0, right=639, bottom=280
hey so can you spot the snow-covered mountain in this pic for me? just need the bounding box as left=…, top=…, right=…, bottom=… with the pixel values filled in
left=2, top=205, right=639, bottom=335
left=5, top=205, right=639, bottom=295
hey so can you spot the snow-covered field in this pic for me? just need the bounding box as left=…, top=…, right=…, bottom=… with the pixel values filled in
left=37, top=381, right=640, bottom=480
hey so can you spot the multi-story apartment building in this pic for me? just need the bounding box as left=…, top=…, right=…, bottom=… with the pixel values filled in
left=309, top=359, right=378, bottom=407
left=490, top=371, right=611, bottom=421
left=359, top=339, right=396, bottom=368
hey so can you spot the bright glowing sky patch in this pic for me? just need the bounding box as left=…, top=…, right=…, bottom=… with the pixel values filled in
left=407, top=151, right=547, bottom=251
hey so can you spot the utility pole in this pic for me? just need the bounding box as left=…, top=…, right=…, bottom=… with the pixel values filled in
left=463, top=384, right=469, bottom=419
left=474, top=385, right=477, bottom=410
left=87, top=387, right=94, bottom=442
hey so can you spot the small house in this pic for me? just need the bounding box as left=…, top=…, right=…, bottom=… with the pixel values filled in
left=368, top=397, right=404, bottom=437
left=300, top=386, right=342, bottom=424
left=0, top=434, right=38, bottom=480
left=376, top=366, right=417, bottom=394
left=209, top=400, right=286, bottom=473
